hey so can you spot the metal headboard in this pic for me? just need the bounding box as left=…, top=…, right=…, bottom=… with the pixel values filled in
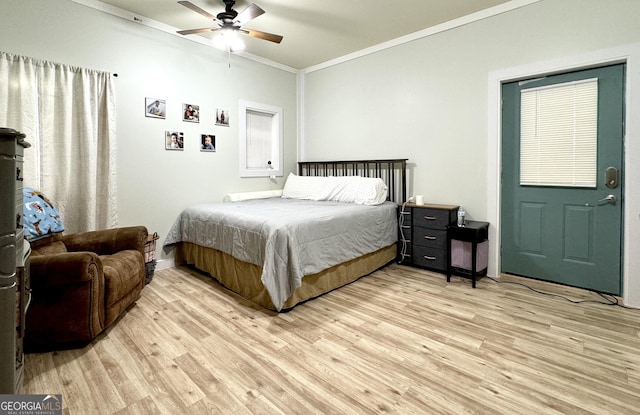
left=297, top=159, right=408, bottom=203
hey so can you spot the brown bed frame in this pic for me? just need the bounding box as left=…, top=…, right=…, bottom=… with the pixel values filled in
left=176, top=158, right=408, bottom=311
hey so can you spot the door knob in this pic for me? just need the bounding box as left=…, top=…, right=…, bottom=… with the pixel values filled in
left=597, top=194, right=617, bottom=204
left=586, top=195, right=617, bottom=207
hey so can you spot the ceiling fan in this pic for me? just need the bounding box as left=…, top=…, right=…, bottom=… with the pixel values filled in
left=176, top=0, right=283, bottom=45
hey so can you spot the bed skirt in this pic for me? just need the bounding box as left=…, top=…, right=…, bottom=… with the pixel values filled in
left=175, top=242, right=397, bottom=311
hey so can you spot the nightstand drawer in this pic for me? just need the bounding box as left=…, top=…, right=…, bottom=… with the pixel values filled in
left=399, top=221, right=412, bottom=234
left=398, top=210, right=412, bottom=226
left=398, top=240, right=412, bottom=262
left=398, top=227, right=412, bottom=245
left=413, top=246, right=446, bottom=271
left=413, top=208, right=453, bottom=230
left=413, top=227, right=446, bottom=249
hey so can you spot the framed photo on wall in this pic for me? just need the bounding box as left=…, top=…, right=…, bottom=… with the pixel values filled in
left=183, top=103, right=200, bottom=122
left=165, top=131, right=184, bottom=150
left=145, top=97, right=166, bottom=119
left=216, top=108, right=229, bottom=126
left=200, top=134, right=216, bottom=152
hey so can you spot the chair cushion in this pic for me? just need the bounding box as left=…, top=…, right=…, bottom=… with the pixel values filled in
left=101, top=250, right=145, bottom=326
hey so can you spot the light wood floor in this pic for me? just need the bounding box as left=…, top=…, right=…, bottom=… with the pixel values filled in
left=23, top=264, right=640, bottom=414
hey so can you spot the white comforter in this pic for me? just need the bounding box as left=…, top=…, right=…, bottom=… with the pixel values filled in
left=164, top=197, right=398, bottom=310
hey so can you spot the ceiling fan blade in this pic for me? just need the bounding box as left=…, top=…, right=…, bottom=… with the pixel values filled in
left=177, top=1, right=216, bottom=21
left=245, top=29, right=283, bottom=44
left=177, top=27, right=216, bottom=35
left=235, top=3, right=265, bottom=26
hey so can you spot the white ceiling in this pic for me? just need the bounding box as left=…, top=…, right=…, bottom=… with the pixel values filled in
left=91, top=0, right=513, bottom=70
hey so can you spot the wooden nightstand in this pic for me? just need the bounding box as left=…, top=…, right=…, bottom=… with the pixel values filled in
left=398, top=203, right=459, bottom=273
left=446, top=220, right=489, bottom=288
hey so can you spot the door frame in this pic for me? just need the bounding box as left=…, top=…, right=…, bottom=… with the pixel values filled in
left=487, top=43, right=640, bottom=308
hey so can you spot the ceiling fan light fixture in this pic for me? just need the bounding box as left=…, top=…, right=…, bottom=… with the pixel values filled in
left=213, top=28, right=245, bottom=52
left=177, top=1, right=282, bottom=52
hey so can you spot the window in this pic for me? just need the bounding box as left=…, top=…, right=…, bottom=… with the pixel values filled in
left=520, top=78, right=598, bottom=187
left=239, top=99, right=283, bottom=177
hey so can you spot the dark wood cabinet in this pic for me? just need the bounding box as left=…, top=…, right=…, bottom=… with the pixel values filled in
left=398, top=203, right=459, bottom=273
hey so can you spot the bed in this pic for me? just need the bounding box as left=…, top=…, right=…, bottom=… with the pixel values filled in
left=164, top=159, right=407, bottom=311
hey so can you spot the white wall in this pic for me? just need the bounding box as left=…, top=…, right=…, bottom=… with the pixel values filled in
left=302, top=0, right=640, bottom=306
left=0, top=0, right=298, bottom=263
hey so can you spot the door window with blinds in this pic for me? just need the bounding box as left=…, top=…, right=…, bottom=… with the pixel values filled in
left=519, top=78, right=598, bottom=187
left=239, top=100, right=283, bottom=177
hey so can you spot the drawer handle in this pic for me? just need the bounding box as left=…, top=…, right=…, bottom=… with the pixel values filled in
left=423, top=255, right=437, bottom=261
left=424, top=216, right=437, bottom=220
left=424, top=236, right=436, bottom=240
left=400, top=212, right=410, bottom=216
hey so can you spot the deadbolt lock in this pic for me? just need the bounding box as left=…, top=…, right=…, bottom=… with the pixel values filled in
left=605, top=167, right=619, bottom=189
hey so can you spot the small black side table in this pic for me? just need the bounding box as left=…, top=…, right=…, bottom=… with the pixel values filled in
left=446, top=220, right=489, bottom=288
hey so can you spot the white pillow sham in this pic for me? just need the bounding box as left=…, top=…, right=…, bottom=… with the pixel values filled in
left=281, top=173, right=388, bottom=205
left=281, top=173, right=327, bottom=200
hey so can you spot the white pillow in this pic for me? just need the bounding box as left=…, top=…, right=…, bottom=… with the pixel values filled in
left=281, top=173, right=327, bottom=200
left=320, top=176, right=388, bottom=205
left=282, top=173, right=388, bottom=205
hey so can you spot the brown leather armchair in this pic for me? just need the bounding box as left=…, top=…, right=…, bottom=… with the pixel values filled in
left=25, top=226, right=148, bottom=351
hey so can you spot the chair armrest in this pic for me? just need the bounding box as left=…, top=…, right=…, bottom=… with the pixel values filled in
left=62, top=226, right=148, bottom=257
left=30, top=252, right=103, bottom=288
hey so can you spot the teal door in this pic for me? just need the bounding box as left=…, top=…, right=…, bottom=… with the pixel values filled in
left=501, top=64, right=625, bottom=295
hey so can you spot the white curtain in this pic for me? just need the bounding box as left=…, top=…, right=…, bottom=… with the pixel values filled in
left=0, top=51, right=117, bottom=233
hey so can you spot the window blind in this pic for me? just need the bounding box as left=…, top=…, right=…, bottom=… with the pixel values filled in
left=520, top=78, right=598, bottom=187
left=246, top=109, right=273, bottom=169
